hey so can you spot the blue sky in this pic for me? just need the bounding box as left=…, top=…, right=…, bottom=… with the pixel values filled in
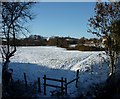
left=27, top=2, right=97, bottom=38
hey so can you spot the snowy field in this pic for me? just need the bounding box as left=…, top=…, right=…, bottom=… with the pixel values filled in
left=0, top=46, right=110, bottom=97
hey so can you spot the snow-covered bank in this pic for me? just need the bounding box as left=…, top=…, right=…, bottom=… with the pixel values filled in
left=1, top=46, right=110, bottom=97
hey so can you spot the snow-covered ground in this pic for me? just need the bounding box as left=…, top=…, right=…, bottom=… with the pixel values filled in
left=0, top=46, right=110, bottom=97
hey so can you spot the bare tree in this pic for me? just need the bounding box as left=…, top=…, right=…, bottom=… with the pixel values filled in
left=1, top=2, right=34, bottom=82
left=88, top=2, right=120, bottom=75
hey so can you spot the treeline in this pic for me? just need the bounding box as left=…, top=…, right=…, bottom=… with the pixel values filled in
left=47, top=36, right=78, bottom=48
left=2, top=35, right=104, bottom=51
left=2, top=35, right=47, bottom=46
left=72, top=45, right=104, bottom=51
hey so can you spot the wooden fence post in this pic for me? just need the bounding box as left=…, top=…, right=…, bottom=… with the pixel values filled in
left=38, top=77, right=41, bottom=93
left=76, top=69, right=79, bottom=88
left=61, top=77, right=64, bottom=95
left=65, top=78, right=67, bottom=95
left=24, top=73, right=27, bottom=88
left=43, top=75, right=46, bottom=95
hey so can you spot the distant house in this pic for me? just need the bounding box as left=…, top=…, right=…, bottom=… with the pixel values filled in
left=102, top=37, right=107, bottom=44
left=100, top=36, right=109, bottom=48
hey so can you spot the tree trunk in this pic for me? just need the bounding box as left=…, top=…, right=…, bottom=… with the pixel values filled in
left=109, top=55, right=115, bottom=75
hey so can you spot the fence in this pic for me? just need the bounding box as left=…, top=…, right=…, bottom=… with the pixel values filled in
left=43, top=69, right=79, bottom=95
left=43, top=75, right=66, bottom=95
left=65, top=69, right=79, bottom=88
left=24, top=73, right=27, bottom=88
left=23, top=70, right=79, bottom=96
